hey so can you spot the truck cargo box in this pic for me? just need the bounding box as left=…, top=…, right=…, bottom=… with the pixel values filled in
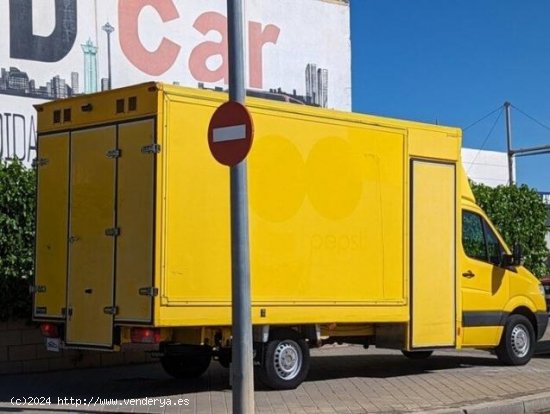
left=33, top=83, right=546, bottom=389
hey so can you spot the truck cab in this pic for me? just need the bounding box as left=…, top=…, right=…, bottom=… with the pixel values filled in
left=459, top=172, right=548, bottom=364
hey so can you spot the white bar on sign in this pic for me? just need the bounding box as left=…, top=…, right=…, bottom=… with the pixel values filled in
left=213, top=124, right=246, bottom=143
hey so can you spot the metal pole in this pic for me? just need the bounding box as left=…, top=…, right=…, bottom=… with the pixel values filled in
left=107, top=31, right=112, bottom=90
left=227, top=1, right=254, bottom=413
left=514, top=149, right=550, bottom=158
left=504, top=102, right=516, bottom=185
left=102, top=22, right=114, bottom=90
left=511, top=144, right=550, bottom=156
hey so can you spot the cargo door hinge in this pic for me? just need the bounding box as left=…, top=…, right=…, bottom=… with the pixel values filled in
left=141, top=144, right=161, bottom=154
left=29, top=285, right=47, bottom=294
left=32, top=158, right=49, bottom=167
left=138, top=287, right=159, bottom=297
left=106, top=149, right=121, bottom=158
left=103, top=306, right=118, bottom=315
left=105, top=227, right=120, bottom=237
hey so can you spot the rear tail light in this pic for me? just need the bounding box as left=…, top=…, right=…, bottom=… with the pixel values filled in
left=40, top=323, right=60, bottom=338
left=130, top=328, right=161, bottom=344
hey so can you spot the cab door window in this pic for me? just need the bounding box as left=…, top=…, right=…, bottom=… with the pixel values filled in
left=462, top=211, right=486, bottom=261
left=462, top=211, right=504, bottom=266
left=483, top=221, right=503, bottom=266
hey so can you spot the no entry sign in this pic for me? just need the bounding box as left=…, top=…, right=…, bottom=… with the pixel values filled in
left=208, top=101, right=254, bottom=166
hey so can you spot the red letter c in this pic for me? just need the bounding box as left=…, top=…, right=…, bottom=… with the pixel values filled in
left=119, top=0, right=181, bottom=76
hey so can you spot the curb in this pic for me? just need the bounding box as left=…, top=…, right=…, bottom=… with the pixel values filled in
left=428, top=391, right=550, bottom=414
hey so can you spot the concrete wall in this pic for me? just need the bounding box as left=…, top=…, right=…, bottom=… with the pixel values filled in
left=0, top=319, right=155, bottom=375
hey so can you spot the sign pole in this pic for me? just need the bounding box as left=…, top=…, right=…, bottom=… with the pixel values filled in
left=227, top=0, right=255, bottom=413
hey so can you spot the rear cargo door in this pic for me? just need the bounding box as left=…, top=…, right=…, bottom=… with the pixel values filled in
left=34, top=133, right=70, bottom=319
left=115, top=119, right=156, bottom=322
left=66, top=126, right=117, bottom=349
left=410, top=160, right=456, bottom=348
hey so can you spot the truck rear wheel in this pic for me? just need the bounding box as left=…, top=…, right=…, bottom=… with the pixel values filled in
left=256, top=329, right=310, bottom=390
left=160, top=345, right=212, bottom=378
left=495, top=314, right=535, bottom=366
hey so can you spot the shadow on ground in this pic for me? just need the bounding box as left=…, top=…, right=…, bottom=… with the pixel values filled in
left=535, top=340, right=550, bottom=356
left=0, top=352, right=500, bottom=402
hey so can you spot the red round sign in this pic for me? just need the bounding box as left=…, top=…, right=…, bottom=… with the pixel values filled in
left=208, top=101, right=254, bottom=166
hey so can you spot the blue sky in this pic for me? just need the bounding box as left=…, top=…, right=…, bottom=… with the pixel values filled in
left=350, top=0, right=550, bottom=192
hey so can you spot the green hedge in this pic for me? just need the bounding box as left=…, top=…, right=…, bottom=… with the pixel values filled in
left=0, top=160, right=35, bottom=321
left=471, top=182, right=549, bottom=278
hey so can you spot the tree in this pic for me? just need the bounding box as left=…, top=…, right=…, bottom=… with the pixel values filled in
left=0, top=160, right=35, bottom=320
left=471, top=182, right=549, bottom=277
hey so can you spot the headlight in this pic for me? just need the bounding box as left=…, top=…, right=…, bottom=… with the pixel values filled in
left=539, top=284, right=545, bottom=296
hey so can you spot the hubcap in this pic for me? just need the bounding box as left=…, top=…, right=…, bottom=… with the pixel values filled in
left=273, top=340, right=302, bottom=380
left=511, top=324, right=530, bottom=358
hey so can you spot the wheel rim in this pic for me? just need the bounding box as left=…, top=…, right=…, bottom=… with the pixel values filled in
left=272, top=340, right=302, bottom=381
left=511, top=324, right=530, bottom=358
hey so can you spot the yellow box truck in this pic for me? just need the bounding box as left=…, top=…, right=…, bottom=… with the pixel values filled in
left=33, top=83, right=547, bottom=389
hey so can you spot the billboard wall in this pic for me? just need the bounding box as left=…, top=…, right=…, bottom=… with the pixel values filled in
left=0, top=0, right=351, bottom=163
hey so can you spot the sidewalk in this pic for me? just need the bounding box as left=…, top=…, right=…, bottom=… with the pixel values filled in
left=2, top=340, right=550, bottom=414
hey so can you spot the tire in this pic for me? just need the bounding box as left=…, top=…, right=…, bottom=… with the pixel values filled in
left=401, top=350, right=433, bottom=360
left=160, top=346, right=212, bottom=378
left=495, top=314, right=535, bottom=366
left=217, top=348, right=231, bottom=368
left=256, top=329, right=310, bottom=390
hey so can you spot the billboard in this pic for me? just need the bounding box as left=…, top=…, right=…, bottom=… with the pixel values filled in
left=0, top=0, right=351, bottom=163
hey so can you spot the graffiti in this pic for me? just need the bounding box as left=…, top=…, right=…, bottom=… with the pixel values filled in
left=0, top=112, right=37, bottom=162
left=10, top=0, right=77, bottom=62
left=119, top=3, right=280, bottom=88
left=0, top=0, right=351, bottom=165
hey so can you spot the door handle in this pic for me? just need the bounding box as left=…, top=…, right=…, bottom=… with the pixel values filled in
left=462, top=270, right=476, bottom=278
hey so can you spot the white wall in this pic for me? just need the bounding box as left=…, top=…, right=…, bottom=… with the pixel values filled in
left=0, top=0, right=351, bottom=165
left=462, top=148, right=510, bottom=187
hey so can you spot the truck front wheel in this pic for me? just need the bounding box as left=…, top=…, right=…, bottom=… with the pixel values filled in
left=256, top=329, right=310, bottom=390
left=160, top=345, right=212, bottom=378
left=495, top=314, right=535, bottom=366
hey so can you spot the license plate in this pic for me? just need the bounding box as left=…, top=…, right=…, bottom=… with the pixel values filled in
left=45, top=337, right=61, bottom=352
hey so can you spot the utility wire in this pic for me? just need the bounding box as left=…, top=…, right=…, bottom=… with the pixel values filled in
left=463, top=105, right=503, bottom=131
left=466, top=108, right=503, bottom=174
left=510, top=104, right=550, bottom=134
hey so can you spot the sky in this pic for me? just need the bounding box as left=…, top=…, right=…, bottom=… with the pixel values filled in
left=350, top=0, right=550, bottom=192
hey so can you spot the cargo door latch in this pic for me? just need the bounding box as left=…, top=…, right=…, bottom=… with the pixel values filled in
left=103, top=306, right=119, bottom=315
left=106, top=149, right=121, bottom=158
left=141, top=144, right=161, bottom=154
left=138, top=287, right=159, bottom=297
left=105, top=227, right=120, bottom=237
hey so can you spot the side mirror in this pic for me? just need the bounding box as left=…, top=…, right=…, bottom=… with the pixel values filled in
left=501, top=254, right=516, bottom=267
left=502, top=243, right=523, bottom=267
left=513, top=243, right=524, bottom=265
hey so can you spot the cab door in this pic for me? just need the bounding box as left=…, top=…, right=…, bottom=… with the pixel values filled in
left=461, top=209, right=510, bottom=346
